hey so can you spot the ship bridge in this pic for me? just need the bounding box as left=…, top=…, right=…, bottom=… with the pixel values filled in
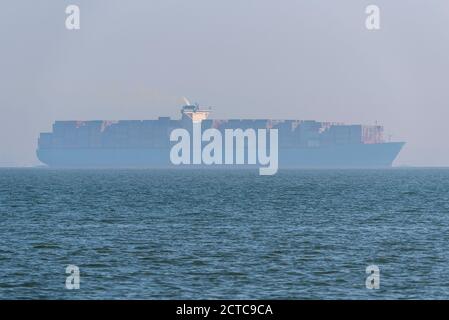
left=181, top=100, right=211, bottom=123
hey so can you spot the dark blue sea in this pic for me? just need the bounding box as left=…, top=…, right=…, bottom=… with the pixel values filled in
left=1, top=168, right=449, bottom=299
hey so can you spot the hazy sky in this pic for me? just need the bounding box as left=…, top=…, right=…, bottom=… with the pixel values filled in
left=1, top=0, right=449, bottom=166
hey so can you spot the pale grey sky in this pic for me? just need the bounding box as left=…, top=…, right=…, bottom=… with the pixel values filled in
left=1, top=0, right=449, bottom=166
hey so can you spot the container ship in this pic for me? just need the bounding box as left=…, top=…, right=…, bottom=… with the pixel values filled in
left=36, top=101, right=405, bottom=168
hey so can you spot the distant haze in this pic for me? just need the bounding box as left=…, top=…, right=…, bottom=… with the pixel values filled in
left=1, top=0, right=449, bottom=166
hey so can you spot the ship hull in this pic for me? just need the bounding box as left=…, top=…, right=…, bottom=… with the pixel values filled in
left=36, top=142, right=405, bottom=168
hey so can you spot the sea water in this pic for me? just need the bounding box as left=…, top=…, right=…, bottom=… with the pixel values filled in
left=0, top=168, right=448, bottom=299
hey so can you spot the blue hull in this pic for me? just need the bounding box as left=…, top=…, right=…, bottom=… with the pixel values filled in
left=36, top=142, right=405, bottom=168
